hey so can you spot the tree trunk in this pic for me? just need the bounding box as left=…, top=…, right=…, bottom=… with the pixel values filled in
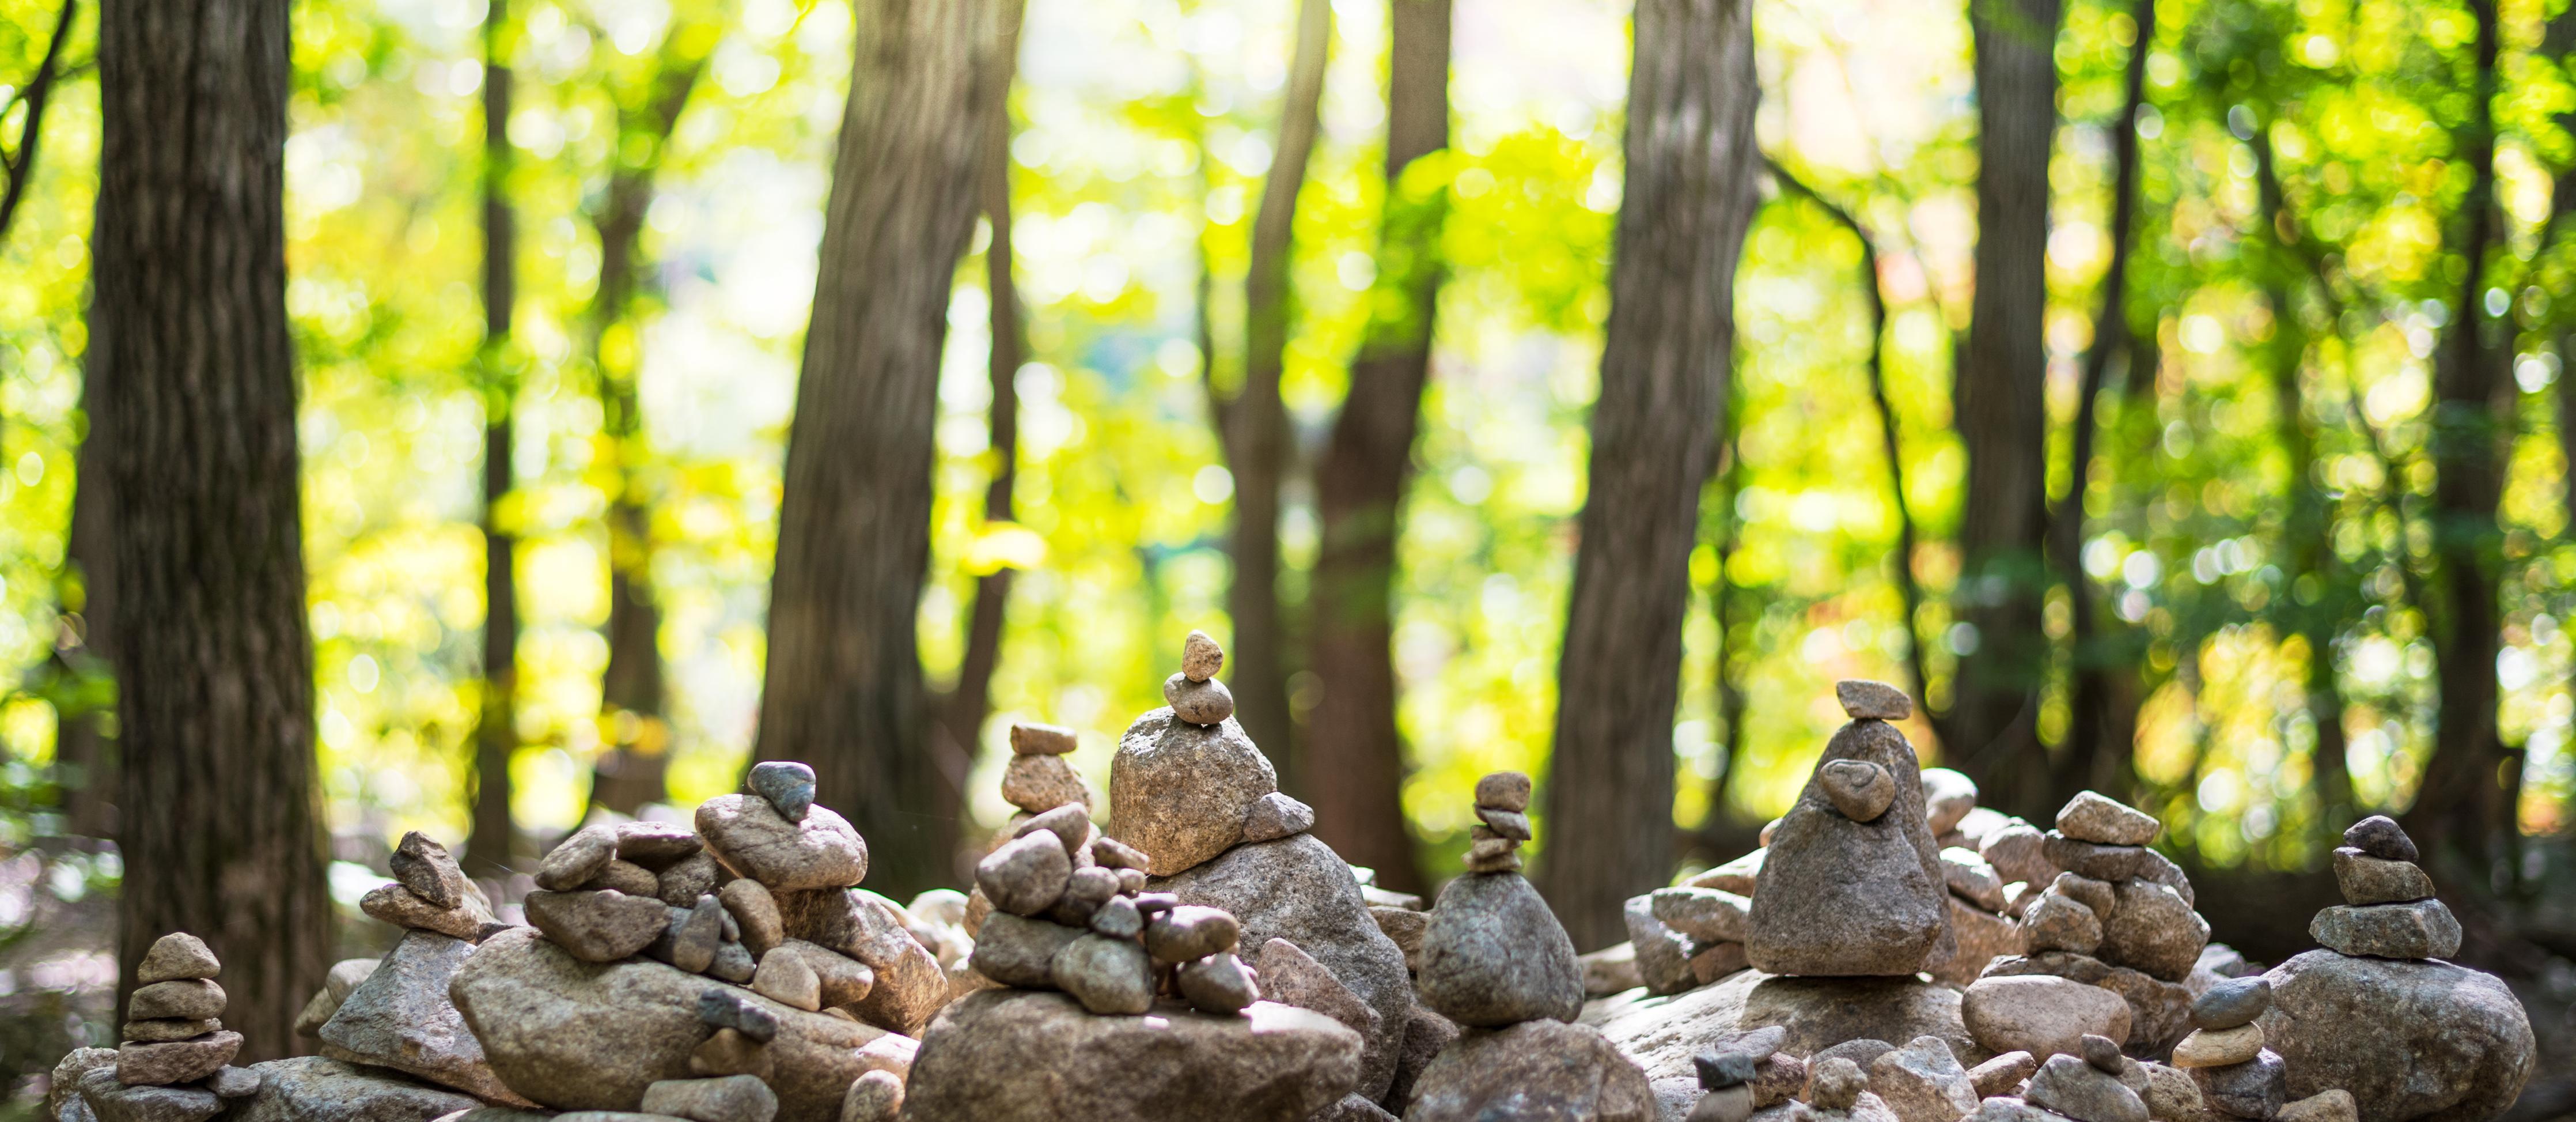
left=468, top=0, right=520, bottom=874
left=1210, top=0, right=1329, bottom=784
left=2045, top=0, right=2147, bottom=811
left=589, top=41, right=712, bottom=817
left=94, top=0, right=327, bottom=1056
left=755, top=0, right=1015, bottom=900
left=1304, top=0, right=1448, bottom=898
left=1952, top=0, right=2063, bottom=817
left=56, top=298, right=116, bottom=840
left=1537, top=0, right=1760, bottom=950
left=935, top=19, right=1028, bottom=835
left=2405, top=0, right=2510, bottom=866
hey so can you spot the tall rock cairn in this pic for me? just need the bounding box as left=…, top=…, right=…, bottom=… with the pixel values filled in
left=117, top=934, right=246, bottom=1087
left=2309, top=815, right=2456, bottom=961
left=1412, top=772, right=1582, bottom=1027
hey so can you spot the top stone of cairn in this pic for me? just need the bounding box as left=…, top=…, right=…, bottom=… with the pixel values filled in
left=135, top=932, right=220, bottom=984
left=1182, top=630, right=1223, bottom=683
left=1835, top=679, right=1911, bottom=721
left=2055, top=790, right=2160, bottom=847
left=2342, top=815, right=2417, bottom=863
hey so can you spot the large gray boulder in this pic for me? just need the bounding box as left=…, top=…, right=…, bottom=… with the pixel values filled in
left=448, top=928, right=912, bottom=1122
left=1404, top=1019, right=1654, bottom=1122
left=1151, top=833, right=1411, bottom=1101
left=228, top=1058, right=479, bottom=1122
left=2257, top=950, right=2533, bottom=1122
left=1108, top=709, right=1277, bottom=878
left=1415, top=871, right=1583, bottom=1027
left=1745, top=720, right=1950, bottom=976
left=318, top=931, right=532, bottom=1106
left=899, top=989, right=1361, bottom=1122
left=1580, top=968, right=1975, bottom=1120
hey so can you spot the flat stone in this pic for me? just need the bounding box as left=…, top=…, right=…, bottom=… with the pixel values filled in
left=1581, top=971, right=1971, bottom=1120
left=2041, top=835, right=2146, bottom=883
left=391, top=833, right=468, bottom=909
left=1969, top=1051, right=2037, bottom=1099
left=1687, top=848, right=1764, bottom=895
left=1922, top=769, right=1979, bottom=836
left=969, top=911, right=1084, bottom=988
left=999, top=753, right=1092, bottom=815
left=900, top=990, right=1361, bottom=1121
left=717, top=881, right=783, bottom=955
left=2189, top=1048, right=2284, bottom=1120
left=1980, top=822, right=2057, bottom=891
left=1008, top=722, right=1078, bottom=755
left=1092, top=834, right=1149, bottom=871
left=361, top=885, right=484, bottom=940
left=2339, top=816, right=2416, bottom=863
left=2055, top=792, right=2160, bottom=847
left=1461, top=836, right=1521, bottom=872
left=2190, top=977, right=2269, bottom=1030
left=694, top=795, right=867, bottom=891
left=1835, top=679, right=1911, bottom=720
left=2309, top=900, right=2461, bottom=959
left=1694, top=1049, right=1758, bottom=1089
left=839, top=1071, right=902, bottom=1122
left=616, top=821, right=704, bottom=867
left=1867, top=1036, right=1979, bottom=1122
left=207, top=1066, right=260, bottom=1100
left=1179, top=950, right=1262, bottom=1014
left=1688, top=1084, right=1752, bottom=1122
left=1819, top=760, right=1897, bottom=821
left=450, top=928, right=911, bottom=1122
left=1162, top=673, right=1236, bottom=725
left=2329, top=849, right=2433, bottom=906
left=1181, top=629, right=1224, bottom=681
left=1942, top=848, right=2008, bottom=912
left=1962, top=975, right=2131, bottom=1060
left=2024, top=1053, right=2147, bottom=1122
left=122, top=1018, right=220, bottom=1043
left=746, top=761, right=816, bottom=823
left=135, top=934, right=221, bottom=985
left=1476, top=807, right=1533, bottom=841
left=82, top=1068, right=222, bottom=1122
left=2097, top=879, right=2206, bottom=982
left=1980, top=951, right=2195, bottom=1057
left=1745, top=719, right=1949, bottom=977
left=227, top=1057, right=480, bottom=1122
left=706, top=942, right=755, bottom=983
left=127, top=980, right=223, bottom=1022
left=1476, top=772, right=1533, bottom=813
left=2257, top=949, right=2534, bottom=1122
left=1152, top=833, right=1411, bottom=1102
left=1652, top=887, right=1751, bottom=945
left=319, top=931, right=531, bottom=1105
left=582, top=859, right=660, bottom=897
left=1138, top=905, right=1238, bottom=964
left=2170, top=1023, right=2263, bottom=1068
left=1240, top=792, right=1314, bottom=843
left=1052, top=934, right=1155, bottom=1014
left=781, top=940, right=873, bottom=1007
left=537, top=826, right=620, bottom=891
left=116, top=1033, right=241, bottom=1086
left=1408, top=1018, right=1656, bottom=1122
left=653, top=852, right=722, bottom=908
left=640, top=1076, right=776, bottom=1122
left=2276, top=1090, right=2356, bottom=1122
left=1109, top=709, right=1277, bottom=876
left=975, top=832, right=1071, bottom=917
left=524, top=889, right=671, bottom=962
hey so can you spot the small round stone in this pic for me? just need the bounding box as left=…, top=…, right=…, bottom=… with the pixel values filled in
left=1178, top=951, right=1260, bottom=1015
left=135, top=934, right=221, bottom=985
left=841, top=1070, right=904, bottom=1122
left=1012, top=802, right=1093, bottom=855
left=1181, top=630, right=1224, bottom=682
left=1089, top=894, right=1144, bottom=938
left=1475, top=772, right=1532, bottom=813
left=1162, top=674, right=1235, bottom=726
left=1001, top=753, right=1093, bottom=815
left=2079, top=1033, right=2124, bottom=1073
left=1806, top=1057, right=1866, bottom=1112
left=747, top=761, right=817, bottom=823
left=1142, top=905, right=1240, bottom=964
left=2173, top=1023, right=2265, bottom=1068
left=1833, top=679, right=1912, bottom=720
left=1819, top=759, right=1896, bottom=821
left=975, top=830, right=1073, bottom=917
left=2191, top=976, right=2271, bottom=1030
left=2342, top=815, right=2418, bottom=863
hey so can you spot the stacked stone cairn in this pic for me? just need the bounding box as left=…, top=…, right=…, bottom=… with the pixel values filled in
left=310, top=833, right=533, bottom=1105
left=75, top=932, right=256, bottom=1122
left=2252, top=817, right=2533, bottom=1122
left=2169, top=977, right=2301, bottom=1122
left=1964, top=791, right=2211, bottom=1061
left=1406, top=773, right=1647, bottom=1121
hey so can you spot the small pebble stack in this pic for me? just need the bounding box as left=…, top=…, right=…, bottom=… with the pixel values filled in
left=116, top=934, right=245, bottom=1089
left=2310, top=816, right=2457, bottom=960
left=1000, top=720, right=1095, bottom=822
left=361, top=832, right=495, bottom=940
left=1463, top=770, right=1532, bottom=874
left=2172, top=977, right=2286, bottom=1120
left=967, top=799, right=1260, bottom=1017
left=1162, top=629, right=1236, bottom=726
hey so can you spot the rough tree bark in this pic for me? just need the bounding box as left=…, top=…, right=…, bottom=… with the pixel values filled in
left=467, top=0, right=520, bottom=874
left=1537, top=0, right=1761, bottom=950
left=1952, top=0, right=2064, bottom=817
left=589, top=36, right=713, bottom=817
left=94, top=0, right=328, bottom=1056
left=2405, top=0, right=2511, bottom=864
left=2046, top=0, right=2149, bottom=810
left=1304, top=0, right=1449, bottom=898
left=755, top=0, right=1015, bottom=899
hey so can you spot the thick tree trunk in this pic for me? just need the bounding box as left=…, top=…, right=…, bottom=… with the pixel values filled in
left=1211, top=0, right=1330, bottom=783
left=755, top=0, right=1014, bottom=899
left=2045, top=0, right=2148, bottom=811
left=935, top=21, right=1028, bottom=836
left=468, top=0, right=520, bottom=873
left=1304, top=0, right=1449, bottom=897
left=1952, top=0, right=2063, bottom=817
left=94, top=0, right=327, bottom=1057
left=1537, top=0, right=1760, bottom=950
left=2405, top=0, right=2510, bottom=864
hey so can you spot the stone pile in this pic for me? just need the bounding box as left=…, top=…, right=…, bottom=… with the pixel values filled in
left=2255, top=817, right=2534, bottom=1122
left=2169, top=978, right=2287, bottom=1121
left=1965, top=791, right=2210, bottom=1059
left=76, top=932, right=254, bottom=1122
left=1408, top=773, right=1645, bottom=1120
left=319, top=834, right=532, bottom=1105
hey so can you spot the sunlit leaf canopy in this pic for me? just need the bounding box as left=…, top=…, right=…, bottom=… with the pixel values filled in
left=0, top=0, right=2567, bottom=875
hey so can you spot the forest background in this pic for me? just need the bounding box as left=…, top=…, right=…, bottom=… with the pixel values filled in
left=0, top=0, right=2573, bottom=1108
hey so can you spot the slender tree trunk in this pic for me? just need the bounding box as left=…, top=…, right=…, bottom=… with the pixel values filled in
left=468, top=0, right=520, bottom=874
left=1537, top=0, right=1761, bottom=950
left=1304, top=0, right=1449, bottom=897
left=935, top=18, right=1028, bottom=838
left=1210, top=0, right=1329, bottom=784
left=1700, top=433, right=1755, bottom=853
left=94, top=0, right=327, bottom=1056
left=755, top=0, right=1016, bottom=899
left=0, top=0, right=76, bottom=247
left=2405, top=0, right=2510, bottom=864
left=1952, top=0, right=2063, bottom=817
left=589, top=43, right=712, bottom=817
left=2045, top=0, right=2149, bottom=810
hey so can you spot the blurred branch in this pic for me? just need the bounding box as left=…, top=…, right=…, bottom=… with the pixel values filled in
left=0, top=0, right=79, bottom=251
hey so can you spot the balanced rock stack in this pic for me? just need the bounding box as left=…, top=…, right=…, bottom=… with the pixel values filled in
left=1965, top=790, right=2210, bottom=1059
left=320, top=833, right=533, bottom=1105
left=1111, top=630, right=1412, bottom=1105
left=2169, top=978, right=2287, bottom=1121
left=1408, top=773, right=1642, bottom=1120
left=1001, top=719, right=1095, bottom=821
left=116, top=934, right=248, bottom=1089
left=358, top=831, right=497, bottom=940
left=2254, top=817, right=2534, bottom=1122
